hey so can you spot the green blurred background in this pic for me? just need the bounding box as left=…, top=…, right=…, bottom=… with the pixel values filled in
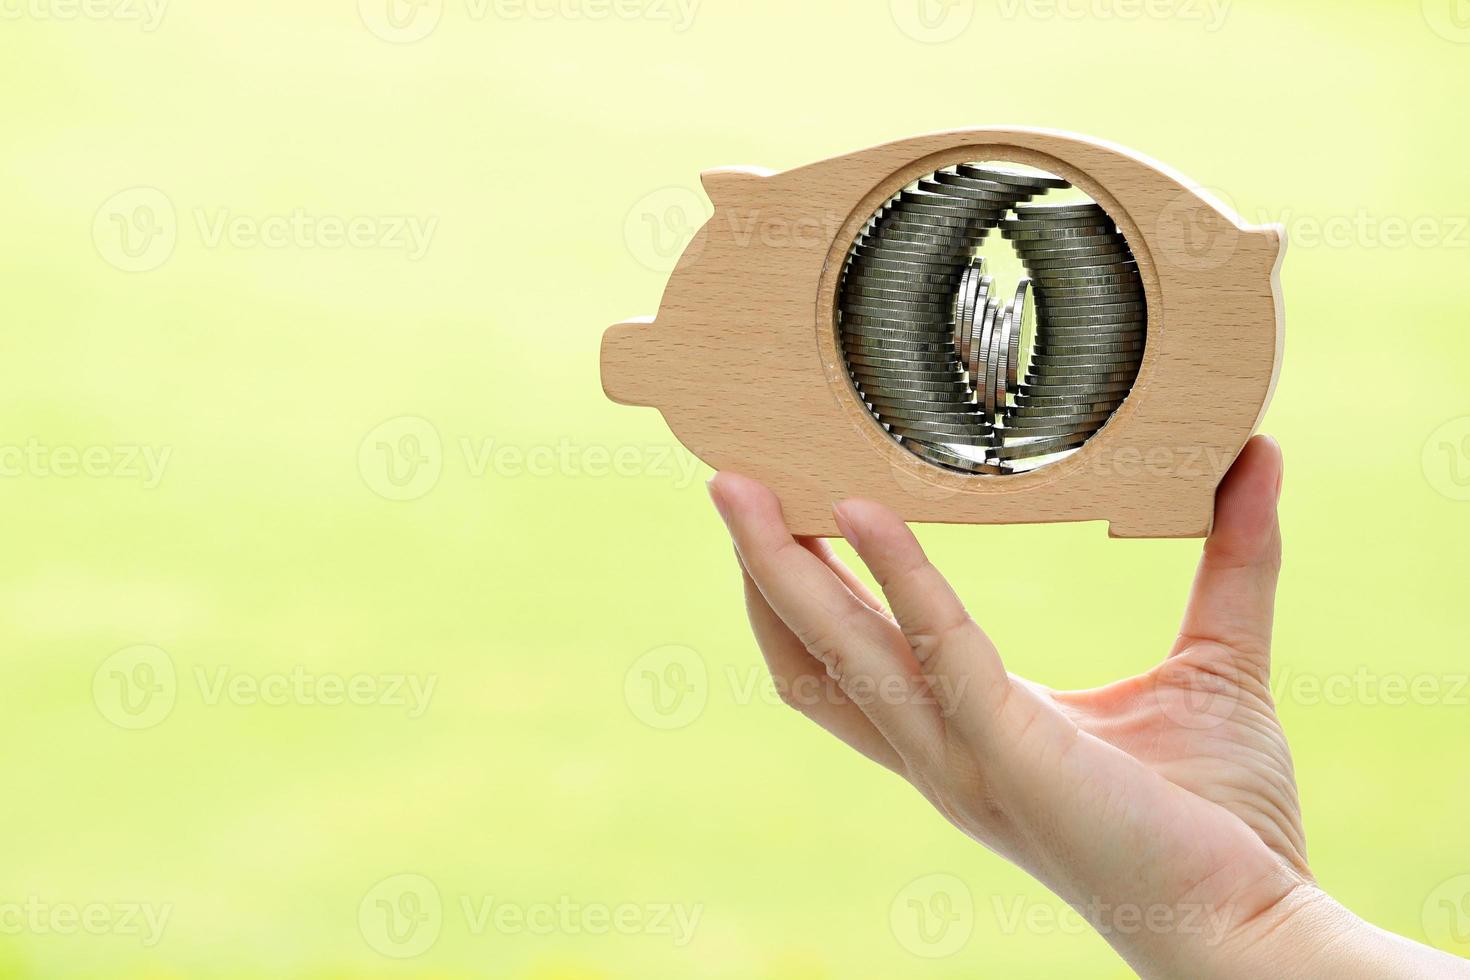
left=1, top=0, right=1468, bottom=976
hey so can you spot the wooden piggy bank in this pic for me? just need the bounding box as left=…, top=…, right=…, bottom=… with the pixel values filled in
left=602, top=128, right=1285, bottom=538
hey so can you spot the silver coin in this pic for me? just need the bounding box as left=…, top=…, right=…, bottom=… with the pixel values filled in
left=1033, top=338, right=1145, bottom=355
left=1007, top=280, right=1033, bottom=391
left=1027, top=258, right=1139, bottom=277
left=971, top=298, right=1001, bottom=389
left=843, top=301, right=952, bottom=323
left=878, top=207, right=990, bottom=231
left=966, top=276, right=994, bottom=364
left=843, top=314, right=954, bottom=335
left=1002, top=214, right=1118, bottom=233
left=992, top=433, right=1092, bottom=460
left=997, top=418, right=1107, bottom=440
left=871, top=403, right=986, bottom=426
left=842, top=318, right=955, bottom=340
left=845, top=292, right=953, bottom=315
left=984, top=304, right=1012, bottom=420
left=1001, top=409, right=1112, bottom=432
left=1014, top=233, right=1129, bottom=254
left=872, top=400, right=985, bottom=423
left=849, top=351, right=955, bottom=371
left=842, top=316, right=955, bottom=337
left=1033, top=281, right=1145, bottom=301
left=1003, top=225, right=1119, bottom=242
left=1037, top=297, right=1147, bottom=315
left=1018, top=242, right=1133, bottom=264
left=864, top=386, right=976, bottom=408
left=884, top=420, right=995, bottom=446
left=1004, top=404, right=1117, bottom=425
left=846, top=266, right=962, bottom=288
left=897, top=192, right=1009, bottom=220
left=930, top=174, right=1038, bottom=203
left=1018, top=372, right=1135, bottom=389
left=882, top=413, right=992, bottom=436
left=844, top=337, right=958, bottom=357
left=916, top=179, right=1019, bottom=205
left=847, top=284, right=957, bottom=306
left=867, top=228, right=973, bottom=249
left=1013, top=201, right=1106, bottom=220
left=849, top=251, right=964, bottom=274
left=1024, top=254, right=1135, bottom=276
left=1030, top=351, right=1143, bottom=368
left=953, top=265, right=979, bottom=362
left=847, top=348, right=957, bottom=370
left=853, top=250, right=964, bottom=270
left=955, top=164, right=1069, bottom=191
left=905, top=440, right=1008, bottom=474
left=1041, top=310, right=1147, bottom=328
left=857, top=240, right=973, bottom=262
left=855, top=376, right=973, bottom=395
left=1028, top=268, right=1142, bottom=287
left=847, top=278, right=957, bottom=299
left=1035, top=321, right=1147, bottom=337
left=1026, top=367, right=1139, bottom=386
left=1017, top=396, right=1117, bottom=417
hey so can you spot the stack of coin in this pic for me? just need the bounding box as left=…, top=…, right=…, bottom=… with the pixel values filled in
left=993, top=200, right=1146, bottom=464
left=838, top=165, right=1068, bottom=474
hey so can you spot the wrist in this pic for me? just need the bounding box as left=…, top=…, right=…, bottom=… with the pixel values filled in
left=1205, top=885, right=1469, bottom=980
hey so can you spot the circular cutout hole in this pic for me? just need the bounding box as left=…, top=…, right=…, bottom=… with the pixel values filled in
left=837, top=161, right=1147, bottom=475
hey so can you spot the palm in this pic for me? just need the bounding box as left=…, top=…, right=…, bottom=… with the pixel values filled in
left=1052, top=642, right=1307, bottom=876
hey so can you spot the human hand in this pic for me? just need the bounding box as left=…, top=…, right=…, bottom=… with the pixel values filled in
left=708, top=436, right=1468, bottom=978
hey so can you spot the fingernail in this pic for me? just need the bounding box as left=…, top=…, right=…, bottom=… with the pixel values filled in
left=707, top=477, right=732, bottom=525
left=1262, top=435, right=1284, bottom=503
left=831, top=501, right=860, bottom=549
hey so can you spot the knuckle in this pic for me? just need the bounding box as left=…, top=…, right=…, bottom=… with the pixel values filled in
left=906, top=615, right=978, bottom=668
left=795, top=605, right=866, bottom=677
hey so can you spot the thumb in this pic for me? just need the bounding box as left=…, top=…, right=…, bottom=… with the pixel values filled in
left=1172, top=435, right=1285, bottom=673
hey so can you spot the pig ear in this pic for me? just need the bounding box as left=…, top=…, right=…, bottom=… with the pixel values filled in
left=700, top=166, right=774, bottom=205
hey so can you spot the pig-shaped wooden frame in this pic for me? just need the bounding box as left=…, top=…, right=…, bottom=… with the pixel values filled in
left=602, top=128, right=1285, bottom=538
